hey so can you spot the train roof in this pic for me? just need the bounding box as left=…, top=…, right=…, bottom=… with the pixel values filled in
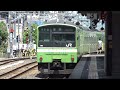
left=37, top=19, right=104, bottom=33
left=37, top=23, right=78, bottom=29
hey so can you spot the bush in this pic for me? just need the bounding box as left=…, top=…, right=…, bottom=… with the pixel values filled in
left=0, top=21, right=8, bottom=53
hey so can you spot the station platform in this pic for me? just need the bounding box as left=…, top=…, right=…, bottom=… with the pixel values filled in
left=69, top=54, right=105, bottom=79
left=82, top=54, right=104, bottom=57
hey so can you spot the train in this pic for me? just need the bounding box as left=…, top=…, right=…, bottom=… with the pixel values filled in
left=37, top=23, right=105, bottom=74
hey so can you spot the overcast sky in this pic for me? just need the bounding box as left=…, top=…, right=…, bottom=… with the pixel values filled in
left=29, top=11, right=105, bottom=30
left=65, top=11, right=105, bottom=30
left=79, top=14, right=105, bottom=30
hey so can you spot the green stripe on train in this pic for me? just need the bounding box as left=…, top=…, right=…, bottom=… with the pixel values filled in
left=37, top=50, right=77, bottom=63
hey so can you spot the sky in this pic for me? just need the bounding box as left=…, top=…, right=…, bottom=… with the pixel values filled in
left=62, top=11, right=105, bottom=30
left=96, top=20, right=105, bottom=30
left=77, top=13, right=105, bottom=30
left=27, top=11, right=105, bottom=30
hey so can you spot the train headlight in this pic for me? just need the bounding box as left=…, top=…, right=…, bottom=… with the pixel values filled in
left=71, top=57, right=74, bottom=61
left=71, top=55, right=74, bottom=62
left=40, top=57, right=43, bottom=61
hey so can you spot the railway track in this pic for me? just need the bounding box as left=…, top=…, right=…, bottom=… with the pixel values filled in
left=0, top=60, right=17, bottom=66
left=0, top=57, right=37, bottom=66
left=0, top=61, right=38, bottom=79
left=0, top=59, right=15, bottom=63
left=37, top=73, right=70, bottom=79
left=47, top=74, right=70, bottom=79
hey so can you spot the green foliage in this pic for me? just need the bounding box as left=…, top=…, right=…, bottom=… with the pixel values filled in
left=0, top=29, right=8, bottom=41
left=31, top=23, right=38, bottom=44
left=23, top=29, right=30, bottom=44
left=0, top=41, right=8, bottom=53
left=0, top=21, right=8, bottom=41
left=0, top=21, right=8, bottom=53
left=22, top=23, right=38, bottom=44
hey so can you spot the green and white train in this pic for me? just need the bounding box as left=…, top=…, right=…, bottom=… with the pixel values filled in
left=37, top=23, right=105, bottom=74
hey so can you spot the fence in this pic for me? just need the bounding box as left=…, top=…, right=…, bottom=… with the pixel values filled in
left=79, top=31, right=105, bottom=54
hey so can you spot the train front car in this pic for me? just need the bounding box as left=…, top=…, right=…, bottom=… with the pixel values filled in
left=37, top=24, right=78, bottom=74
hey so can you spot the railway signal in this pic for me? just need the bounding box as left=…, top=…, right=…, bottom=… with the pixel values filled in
left=26, top=31, right=29, bottom=44
left=16, top=36, right=18, bottom=42
left=16, top=35, right=21, bottom=43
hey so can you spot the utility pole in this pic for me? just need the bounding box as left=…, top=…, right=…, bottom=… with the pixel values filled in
left=14, top=12, right=16, bottom=49
left=29, top=12, right=33, bottom=59
left=13, top=12, right=16, bottom=57
left=30, top=12, right=33, bottom=49
left=22, top=14, right=24, bottom=45
left=18, top=14, right=20, bottom=57
left=7, top=12, right=10, bottom=58
left=9, top=11, right=13, bottom=58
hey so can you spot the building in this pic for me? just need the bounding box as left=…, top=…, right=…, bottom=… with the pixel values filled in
left=0, top=11, right=8, bottom=19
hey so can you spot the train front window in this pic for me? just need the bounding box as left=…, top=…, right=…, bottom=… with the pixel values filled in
left=52, top=34, right=75, bottom=41
left=39, top=27, right=51, bottom=47
left=62, top=34, right=75, bottom=41
left=38, top=25, right=76, bottom=47
left=39, top=34, right=50, bottom=41
left=52, top=33, right=75, bottom=47
left=52, top=34, right=62, bottom=41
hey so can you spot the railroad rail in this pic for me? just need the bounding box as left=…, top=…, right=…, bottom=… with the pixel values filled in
left=0, top=56, right=36, bottom=66
left=0, top=60, right=18, bottom=66
left=39, top=74, right=70, bottom=79
left=47, top=74, right=70, bottom=79
left=0, top=61, right=37, bottom=79
left=0, top=56, right=36, bottom=61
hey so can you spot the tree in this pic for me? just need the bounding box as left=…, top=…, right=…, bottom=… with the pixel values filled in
left=22, top=23, right=38, bottom=45
left=31, top=23, right=38, bottom=45
left=0, top=21, right=8, bottom=53
left=22, top=28, right=30, bottom=44
left=0, top=21, right=8, bottom=41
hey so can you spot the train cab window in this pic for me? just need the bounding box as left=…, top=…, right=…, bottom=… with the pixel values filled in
left=38, top=25, right=76, bottom=47
left=52, top=34, right=75, bottom=41
left=62, top=34, right=75, bottom=41
left=53, top=28, right=56, bottom=32
left=39, top=28, right=50, bottom=42
left=39, top=34, right=50, bottom=41
left=58, top=28, right=62, bottom=32
left=52, top=34, right=62, bottom=41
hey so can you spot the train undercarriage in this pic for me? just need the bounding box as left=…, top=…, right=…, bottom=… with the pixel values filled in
left=38, top=60, right=77, bottom=74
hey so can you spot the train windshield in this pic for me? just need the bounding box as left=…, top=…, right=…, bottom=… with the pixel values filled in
left=38, top=25, right=76, bottom=47
left=52, top=34, right=75, bottom=41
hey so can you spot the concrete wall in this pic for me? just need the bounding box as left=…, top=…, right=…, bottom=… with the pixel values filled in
left=112, top=11, right=120, bottom=74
